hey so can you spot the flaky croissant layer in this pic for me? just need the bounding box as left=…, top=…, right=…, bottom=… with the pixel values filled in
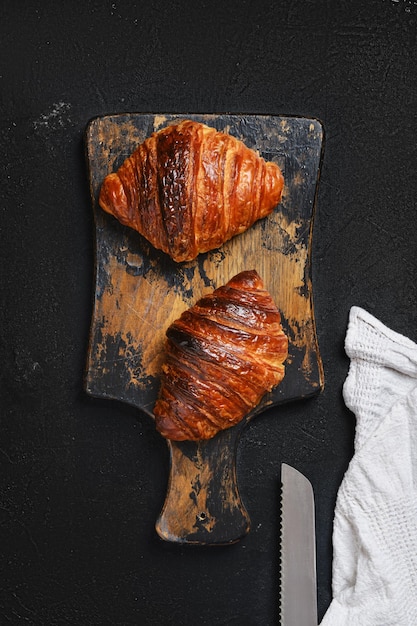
left=99, top=120, right=284, bottom=262
left=154, top=270, right=288, bottom=441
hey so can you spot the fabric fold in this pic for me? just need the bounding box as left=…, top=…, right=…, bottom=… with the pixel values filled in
left=321, top=307, right=417, bottom=626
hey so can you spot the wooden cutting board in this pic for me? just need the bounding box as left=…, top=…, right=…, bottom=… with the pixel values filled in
left=84, top=113, right=324, bottom=545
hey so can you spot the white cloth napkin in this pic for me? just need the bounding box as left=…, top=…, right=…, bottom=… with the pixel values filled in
left=320, top=306, right=417, bottom=626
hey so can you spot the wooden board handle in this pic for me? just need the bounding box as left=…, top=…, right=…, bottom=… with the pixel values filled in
left=156, top=426, right=250, bottom=545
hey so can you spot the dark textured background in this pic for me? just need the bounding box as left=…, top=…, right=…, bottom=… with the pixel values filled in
left=1, top=1, right=417, bottom=624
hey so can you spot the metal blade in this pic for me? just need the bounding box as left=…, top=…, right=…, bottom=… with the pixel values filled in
left=280, top=463, right=317, bottom=626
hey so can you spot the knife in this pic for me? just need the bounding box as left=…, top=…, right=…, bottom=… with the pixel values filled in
left=280, top=463, right=318, bottom=626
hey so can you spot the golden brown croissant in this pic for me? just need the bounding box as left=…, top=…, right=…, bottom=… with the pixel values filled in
left=154, top=270, right=288, bottom=441
left=99, top=120, right=284, bottom=262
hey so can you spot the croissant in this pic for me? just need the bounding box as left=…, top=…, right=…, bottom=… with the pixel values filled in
left=154, top=270, right=288, bottom=441
left=99, top=120, right=284, bottom=262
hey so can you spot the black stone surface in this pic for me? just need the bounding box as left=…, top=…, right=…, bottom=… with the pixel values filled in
left=2, top=1, right=417, bottom=624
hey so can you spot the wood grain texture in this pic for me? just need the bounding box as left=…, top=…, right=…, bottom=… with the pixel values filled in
left=84, top=113, right=324, bottom=544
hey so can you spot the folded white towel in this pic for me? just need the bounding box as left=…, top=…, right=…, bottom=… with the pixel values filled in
left=321, top=306, right=417, bottom=626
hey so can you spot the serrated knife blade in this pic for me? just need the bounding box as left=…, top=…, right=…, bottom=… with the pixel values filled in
left=280, top=463, right=317, bottom=626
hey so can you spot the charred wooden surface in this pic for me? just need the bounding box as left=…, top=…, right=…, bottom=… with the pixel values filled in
left=84, top=113, right=324, bottom=544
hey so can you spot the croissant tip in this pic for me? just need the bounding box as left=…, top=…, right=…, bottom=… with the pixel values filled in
left=266, top=161, right=284, bottom=205
left=226, top=269, right=263, bottom=291
left=99, top=173, right=128, bottom=219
